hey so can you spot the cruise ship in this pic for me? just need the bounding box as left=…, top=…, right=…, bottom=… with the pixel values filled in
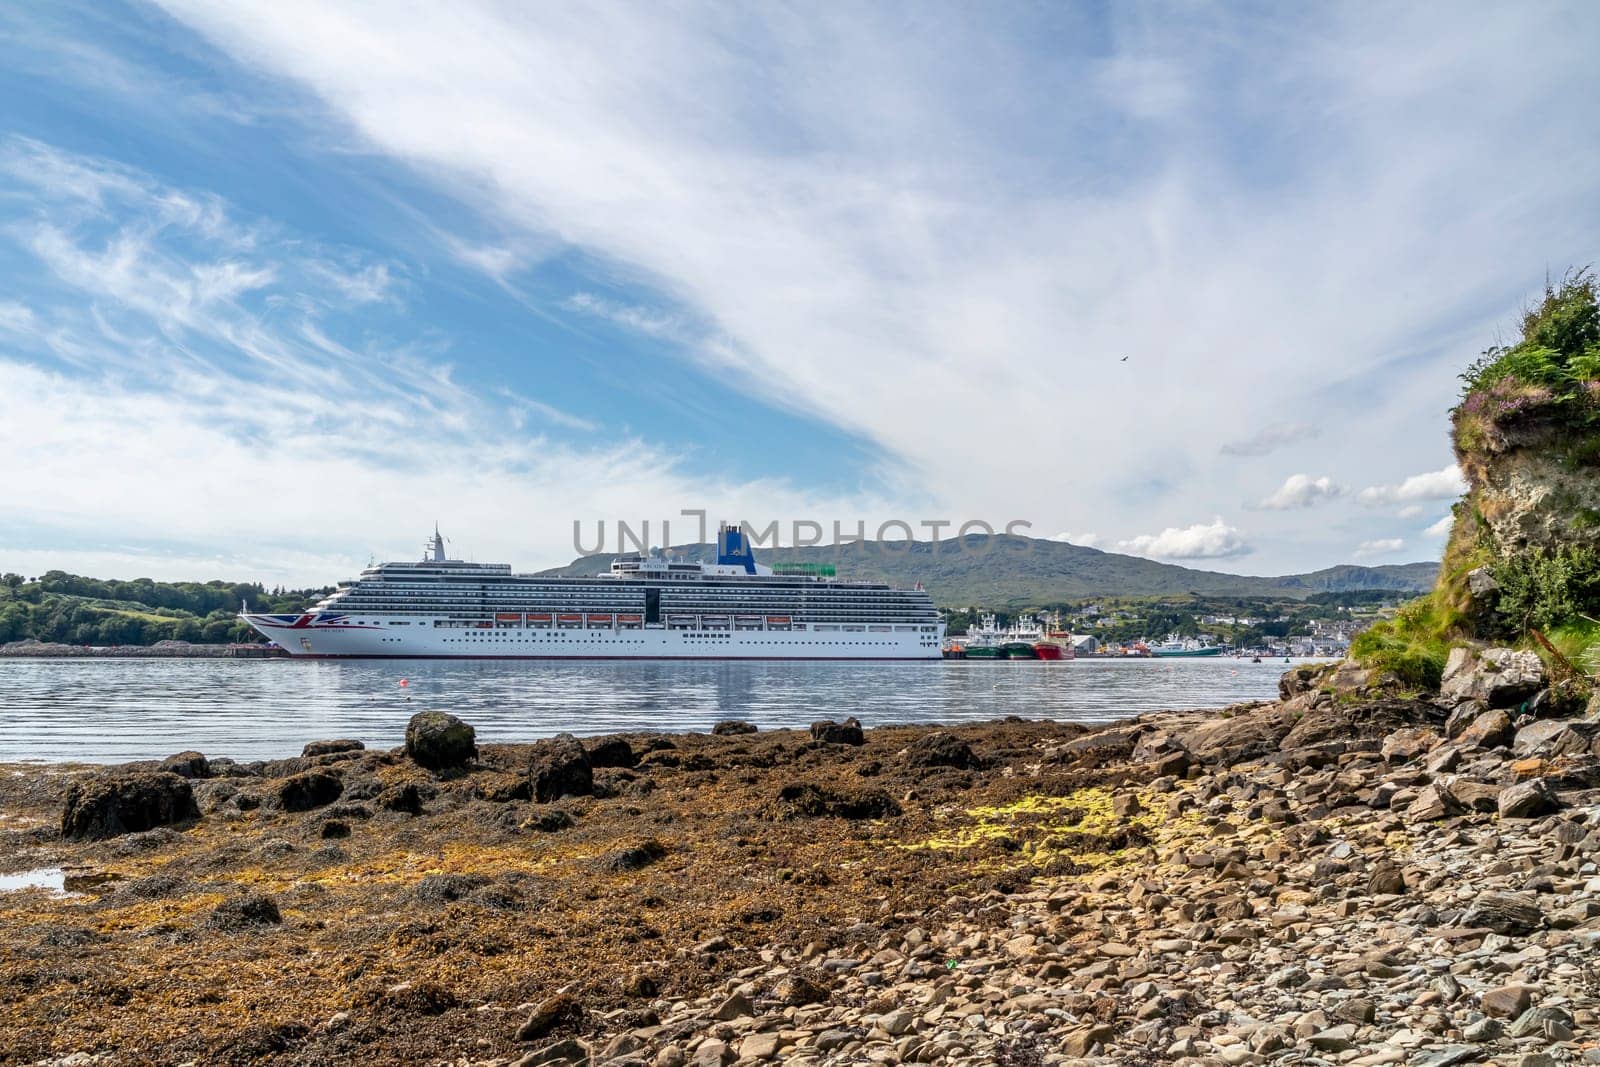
left=240, top=526, right=945, bottom=660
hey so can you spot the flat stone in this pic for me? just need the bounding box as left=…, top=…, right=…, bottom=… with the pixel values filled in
left=737, top=1033, right=780, bottom=1060
left=1480, top=983, right=1535, bottom=1018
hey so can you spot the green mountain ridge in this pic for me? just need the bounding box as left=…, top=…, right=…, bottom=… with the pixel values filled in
left=541, top=535, right=1438, bottom=608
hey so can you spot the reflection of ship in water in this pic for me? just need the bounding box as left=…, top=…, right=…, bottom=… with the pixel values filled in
left=947, top=612, right=1075, bottom=661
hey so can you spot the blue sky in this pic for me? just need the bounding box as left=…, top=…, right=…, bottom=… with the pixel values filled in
left=1, top=1, right=1597, bottom=585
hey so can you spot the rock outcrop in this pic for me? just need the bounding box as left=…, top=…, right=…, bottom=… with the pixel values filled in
left=528, top=733, right=593, bottom=802
left=60, top=770, right=199, bottom=840
left=1439, top=647, right=1547, bottom=708
left=404, top=711, right=478, bottom=771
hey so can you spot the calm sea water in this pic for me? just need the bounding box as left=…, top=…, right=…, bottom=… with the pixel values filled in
left=0, top=657, right=1312, bottom=764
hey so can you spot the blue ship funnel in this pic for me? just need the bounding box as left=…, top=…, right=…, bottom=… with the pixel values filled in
left=717, top=524, right=758, bottom=573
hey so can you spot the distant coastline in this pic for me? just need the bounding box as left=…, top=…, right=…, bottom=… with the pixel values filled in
left=0, top=639, right=283, bottom=659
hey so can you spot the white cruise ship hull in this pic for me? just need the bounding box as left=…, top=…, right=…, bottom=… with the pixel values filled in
left=241, top=614, right=943, bottom=660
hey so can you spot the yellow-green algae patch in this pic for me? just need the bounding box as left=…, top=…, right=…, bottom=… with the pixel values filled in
left=904, top=785, right=1206, bottom=873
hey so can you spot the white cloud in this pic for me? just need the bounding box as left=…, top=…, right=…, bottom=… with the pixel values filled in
left=1354, top=538, right=1405, bottom=558
left=1423, top=515, right=1454, bottom=538
left=0, top=142, right=902, bottom=583
left=1358, top=465, right=1467, bottom=507
left=1220, top=422, right=1320, bottom=458
left=1049, top=531, right=1101, bottom=548
left=0, top=300, right=35, bottom=332
left=1398, top=504, right=1425, bottom=519
left=146, top=1, right=1600, bottom=577
left=1116, top=518, right=1251, bottom=560
left=1254, top=473, right=1344, bottom=511
left=563, top=292, right=685, bottom=340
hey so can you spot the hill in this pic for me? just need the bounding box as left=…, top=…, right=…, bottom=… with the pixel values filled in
left=541, top=535, right=1437, bottom=608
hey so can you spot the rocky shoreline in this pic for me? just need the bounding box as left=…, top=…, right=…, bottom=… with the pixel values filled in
left=0, top=639, right=283, bottom=658
left=2, top=655, right=1598, bottom=1067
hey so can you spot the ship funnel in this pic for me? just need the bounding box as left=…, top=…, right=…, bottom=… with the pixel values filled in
left=716, top=523, right=758, bottom=574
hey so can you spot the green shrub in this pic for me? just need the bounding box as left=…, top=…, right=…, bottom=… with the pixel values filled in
left=1489, top=544, right=1600, bottom=637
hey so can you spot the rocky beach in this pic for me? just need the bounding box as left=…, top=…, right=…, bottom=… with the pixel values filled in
left=3, top=650, right=1598, bottom=1067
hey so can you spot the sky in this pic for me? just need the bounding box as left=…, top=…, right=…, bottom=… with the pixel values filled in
left=1, top=1, right=1597, bottom=587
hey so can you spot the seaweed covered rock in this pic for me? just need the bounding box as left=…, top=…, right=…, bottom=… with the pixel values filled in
left=597, top=838, right=666, bottom=872
left=277, top=770, right=343, bottom=811
left=585, top=737, right=636, bottom=769
left=712, top=720, right=758, bottom=735
left=775, top=782, right=899, bottom=819
left=528, top=733, right=593, bottom=802
left=302, top=738, right=365, bottom=758
left=377, top=782, right=427, bottom=814
left=62, top=770, right=199, bottom=840
left=205, top=892, right=282, bottom=930
left=809, top=717, right=865, bottom=746
left=902, top=731, right=982, bottom=770
left=405, top=711, right=478, bottom=770
left=159, top=751, right=211, bottom=779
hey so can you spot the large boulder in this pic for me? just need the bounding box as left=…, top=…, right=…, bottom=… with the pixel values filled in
left=278, top=770, right=343, bottom=812
left=1381, top=727, right=1439, bottom=764
left=1173, top=705, right=1295, bottom=767
left=584, top=737, right=636, bottom=769
left=1439, top=647, right=1546, bottom=708
left=1457, top=707, right=1515, bottom=750
left=61, top=771, right=199, bottom=840
left=1513, top=719, right=1600, bottom=757
left=1497, top=778, right=1561, bottom=818
left=1406, top=783, right=1463, bottom=823
left=405, top=712, right=478, bottom=771
left=528, top=733, right=593, bottom=803
left=1279, top=663, right=1329, bottom=701
left=810, top=718, right=865, bottom=745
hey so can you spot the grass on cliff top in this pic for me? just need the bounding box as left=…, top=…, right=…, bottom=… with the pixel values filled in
left=1453, top=269, right=1600, bottom=461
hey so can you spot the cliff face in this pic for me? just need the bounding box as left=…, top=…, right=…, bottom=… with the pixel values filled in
left=1352, top=271, right=1600, bottom=686
left=1463, top=428, right=1600, bottom=555
left=1441, top=272, right=1600, bottom=641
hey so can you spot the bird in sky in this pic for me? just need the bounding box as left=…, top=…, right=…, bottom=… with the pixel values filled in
left=1120, top=356, right=1129, bottom=362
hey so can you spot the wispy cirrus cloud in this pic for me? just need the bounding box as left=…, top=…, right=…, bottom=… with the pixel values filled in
left=150, top=0, right=1600, bottom=574
left=0, top=139, right=897, bottom=581
left=1220, top=421, right=1320, bottom=458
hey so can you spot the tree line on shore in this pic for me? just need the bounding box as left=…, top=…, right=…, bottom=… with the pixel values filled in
left=0, top=571, right=324, bottom=646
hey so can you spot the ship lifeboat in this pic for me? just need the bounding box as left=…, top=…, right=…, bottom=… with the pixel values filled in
left=617, top=614, right=643, bottom=628
left=495, top=612, right=522, bottom=626
left=703, top=615, right=730, bottom=630
left=765, top=615, right=791, bottom=626
left=557, top=613, right=582, bottom=629
left=586, top=614, right=613, bottom=627
left=527, top=613, right=552, bottom=627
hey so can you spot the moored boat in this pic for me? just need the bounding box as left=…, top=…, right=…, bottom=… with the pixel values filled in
left=240, top=524, right=945, bottom=660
